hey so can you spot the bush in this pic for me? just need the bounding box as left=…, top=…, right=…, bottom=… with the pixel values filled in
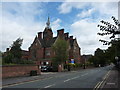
left=30, top=70, right=37, bottom=76
left=19, top=60, right=34, bottom=64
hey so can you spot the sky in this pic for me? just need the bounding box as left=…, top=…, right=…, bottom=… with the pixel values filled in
left=1, top=0, right=119, bottom=55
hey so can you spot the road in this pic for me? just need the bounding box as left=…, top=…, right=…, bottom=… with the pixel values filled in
left=3, top=65, right=113, bottom=89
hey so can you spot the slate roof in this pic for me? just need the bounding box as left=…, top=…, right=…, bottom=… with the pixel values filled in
left=38, top=36, right=76, bottom=48
left=38, top=37, right=57, bottom=48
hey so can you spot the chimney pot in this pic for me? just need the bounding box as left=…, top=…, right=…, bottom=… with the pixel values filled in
left=38, top=32, right=42, bottom=39
left=57, top=29, right=64, bottom=37
left=6, top=48, right=9, bottom=52
left=70, top=36, right=73, bottom=40
left=64, top=33, right=69, bottom=39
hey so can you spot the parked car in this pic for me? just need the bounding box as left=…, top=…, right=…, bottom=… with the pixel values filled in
left=41, top=66, right=48, bottom=72
left=41, top=66, right=53, bottom=72
left=47, top=66, right=53, bottom=72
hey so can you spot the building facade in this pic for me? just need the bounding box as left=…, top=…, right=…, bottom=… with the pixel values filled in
left=29, top=17, right=81, bottom=66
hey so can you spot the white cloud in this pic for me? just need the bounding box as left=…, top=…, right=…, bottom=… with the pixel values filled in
left=51, top=18, right=63, bottom=37
left=71, top=18, right=108, bottom=55
left=2, top=16, right=45, bottom=52
left=52, top=18, right=62, bottom=30
left=77, top=8, right=95, bottom=18
left=58, top=2, right=118, bottom=18
left=1, top=2, right=45, bottom=52
left=91, top=2, right=118, bottom=18
left=58, top=2, right=118, bottom=54
left=2, top=2, right=43, bottom=22
left=58, top=2, right=88, bottom=14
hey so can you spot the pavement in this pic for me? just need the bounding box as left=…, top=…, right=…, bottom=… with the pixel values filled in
left=99, top=66, right=120, bottom=90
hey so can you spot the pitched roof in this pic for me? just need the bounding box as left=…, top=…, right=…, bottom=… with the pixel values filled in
left=38, top=37, right=57, bottom=47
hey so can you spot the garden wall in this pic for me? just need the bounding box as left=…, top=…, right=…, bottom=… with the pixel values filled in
left=2, top=65, right=41, bottom=78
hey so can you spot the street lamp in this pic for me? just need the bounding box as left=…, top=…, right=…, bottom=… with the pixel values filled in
left=115, top=56, right=119, bottom=68
left=83, top=56, right=86, bottom=69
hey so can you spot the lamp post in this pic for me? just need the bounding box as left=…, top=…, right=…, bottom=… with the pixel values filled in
left=115, top=56, right=119, bottom=68
left=83, top=56, right=86, bottom=69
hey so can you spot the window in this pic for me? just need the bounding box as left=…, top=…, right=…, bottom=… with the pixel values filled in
left=46, top=50, right=50, bottom=56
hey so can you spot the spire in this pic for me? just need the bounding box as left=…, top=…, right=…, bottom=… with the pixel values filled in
left=46, top=16, right=50, bottom=29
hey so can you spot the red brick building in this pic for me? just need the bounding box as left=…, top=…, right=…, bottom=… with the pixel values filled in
left=29, top=17, right=81, bottom=66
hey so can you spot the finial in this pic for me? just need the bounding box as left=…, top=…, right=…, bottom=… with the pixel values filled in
left=46, top=15, right=50, bottom=29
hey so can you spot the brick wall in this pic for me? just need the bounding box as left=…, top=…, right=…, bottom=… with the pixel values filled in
left=2, top=65, right=41, bottom=78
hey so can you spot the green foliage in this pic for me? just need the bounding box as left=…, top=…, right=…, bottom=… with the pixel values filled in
left=52, top=58, right=59, bottom=71
left=66, top=63, right=83, bottom=69
left=19, top=60, right=34, bottom=64
left=2, top=38, right=24, bottom=64
left=106, top=40, right=120, bottom=64
left=10, top=38, right=23, bottom=63
left=88, top=40, right=120, bottom=67
left=97, top=16, right=120, bottom=45
left=52, top=37, right=69, bottom=70
left=2, top=52, right=14, bottom=64
left=88, top=48, right=109, bottom=67
left=97, top=16, right=120, bottom=67
left=94, top=48, right=107, bottom=66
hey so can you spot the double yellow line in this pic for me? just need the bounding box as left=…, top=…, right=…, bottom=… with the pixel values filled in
left=93, top=70, right=111, bottom=90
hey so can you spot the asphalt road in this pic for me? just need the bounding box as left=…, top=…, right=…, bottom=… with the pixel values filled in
left=3, top=65, right=113, bottom=89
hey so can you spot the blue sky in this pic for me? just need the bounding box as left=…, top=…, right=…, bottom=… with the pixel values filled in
left=1, top=1, right=119, bottom=55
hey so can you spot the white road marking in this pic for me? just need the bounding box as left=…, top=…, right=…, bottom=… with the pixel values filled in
left=64, top=76, right=79, bottom=82
left=94, top=69, right=112, bottom=90
left=97, top=81, right=104, bottom=89
left=102, top=70, right=110, bottom=80
left=71, top=76, right=79, bottom=79
left=64, top=73, right=89, bottom=83
left=81, top=73, right=88, bottom=76
left=64, top=79, right=71, bottom=82
left=93, top=82, right=100, bottom=90
left=107, top=83, right=115, bottom=85
left=44, top=84, right=55, bottom=88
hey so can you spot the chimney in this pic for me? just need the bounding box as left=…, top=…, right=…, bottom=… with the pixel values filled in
left=57, top=29, right=64, bottom=37
left=64, top=33, right=69, bottom=39
left=6, top=48, right=9, bottom=52
left=70, top=36, right=73, bottom=40
left=38, top=32, right=42, bottom=39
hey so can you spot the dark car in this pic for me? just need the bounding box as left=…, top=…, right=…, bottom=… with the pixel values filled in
left=41, top=66, right=53, bottom=72
left=47, top=66, right=53, bottom=72
left=41, top=66, right=48, bottom=72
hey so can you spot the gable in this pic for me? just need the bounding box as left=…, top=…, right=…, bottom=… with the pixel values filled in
left=30, top=36, right=42, bottom=49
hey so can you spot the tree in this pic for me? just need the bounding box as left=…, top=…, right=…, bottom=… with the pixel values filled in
left=105, top=40, right=120, bottom=64
left=97, top=16, right=120, bottom=66
left=88, top=56, right=95, bottom=65
left=88, top=48, right=111, bottom=67
left=10, top=38, right=23, bottom=64
left=3, top=38, right=23, bottom=64
left=2, top=52, right=13, bottom=64
left=94, top=48, right=107, bottom=66
left=97, top=16, right=120, bottom=45
left=52, top=37, right=69, bottom=71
